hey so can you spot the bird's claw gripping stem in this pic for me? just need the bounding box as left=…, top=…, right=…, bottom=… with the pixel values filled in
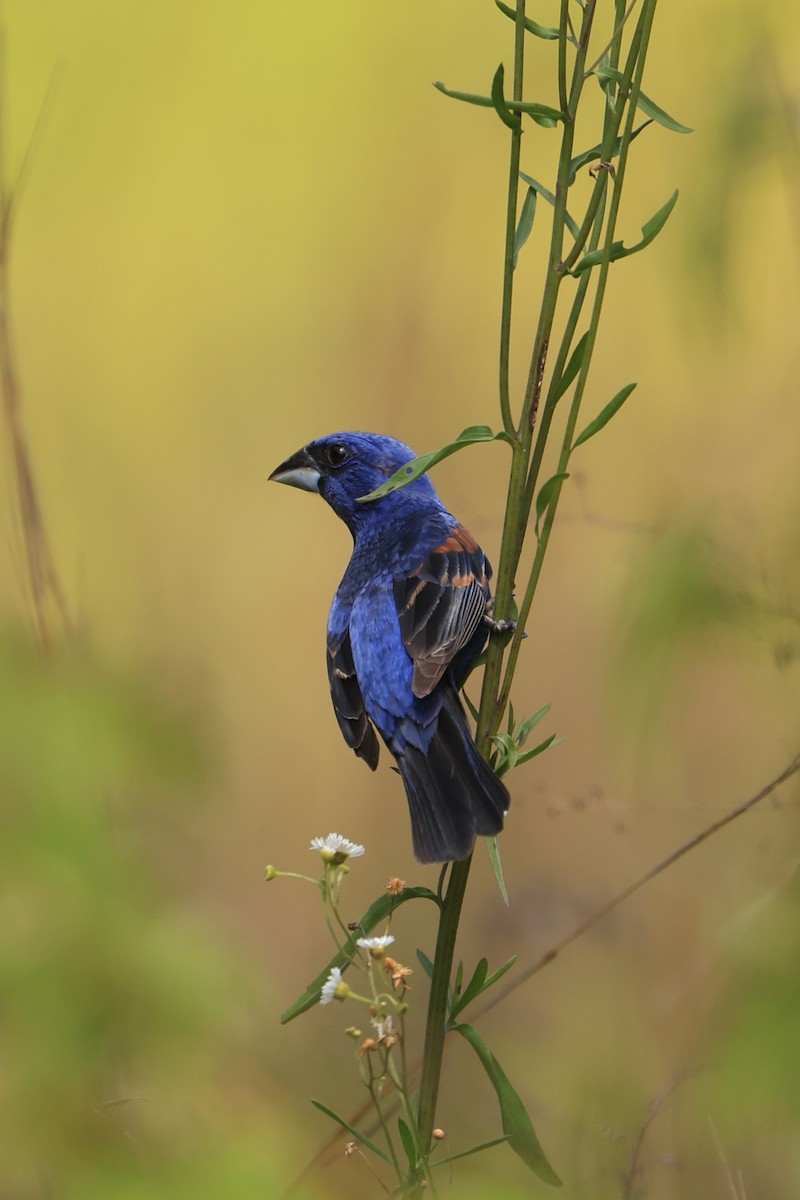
left=484, top=615, right=516, bottom=635
left=483, top=597, right=516, bottom=636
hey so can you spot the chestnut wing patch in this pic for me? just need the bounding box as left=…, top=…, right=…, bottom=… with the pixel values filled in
left=394, top=525, right=489, bottom=699
left=327, top=632, right=380, bottom=770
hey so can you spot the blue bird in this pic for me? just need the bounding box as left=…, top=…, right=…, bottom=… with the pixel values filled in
left=269, top=432, right=509, bottom=864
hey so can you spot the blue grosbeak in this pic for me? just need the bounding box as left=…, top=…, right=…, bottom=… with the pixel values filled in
left=270, top=432, right=509, bottom=863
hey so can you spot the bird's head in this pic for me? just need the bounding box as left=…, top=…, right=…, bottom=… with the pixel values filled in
left=269, top=432, right=439, bottom=534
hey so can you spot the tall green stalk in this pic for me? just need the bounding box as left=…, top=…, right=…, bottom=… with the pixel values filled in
left=284, top=4, right=683, bottom=1193
left=412, top=0, right=672, bottom=1188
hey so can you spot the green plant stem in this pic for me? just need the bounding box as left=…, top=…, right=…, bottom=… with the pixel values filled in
left=414, top=854, right=471, bottom=1177
left=498, top=0, right=528, bottom=437
left=386, top=1054, right=437, bottom=1197
left=415, top=4, right=529, bottom=1176
left=498, top=3, right=658, bottom=713
left=584, top=0, right=639, bottom=76
left=412, top=2, right=661, bottom=1190
left=478, top=0, right=595, bottom=746
left=519, top=0, right=628, bottom=510
left=367, top=1072, right=404, bottom=1185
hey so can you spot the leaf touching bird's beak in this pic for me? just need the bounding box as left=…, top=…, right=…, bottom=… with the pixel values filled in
left=269, top=446, right=321, bottom=493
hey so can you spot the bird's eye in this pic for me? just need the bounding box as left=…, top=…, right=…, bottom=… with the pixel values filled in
left=325, top=444, right=349, bottom=468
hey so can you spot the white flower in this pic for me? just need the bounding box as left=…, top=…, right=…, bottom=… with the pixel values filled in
left=310, top=833, right=366, bottom=864
left=357, top=934, right=395, bottom=959
left=320, top=966, right=346, bottom=1005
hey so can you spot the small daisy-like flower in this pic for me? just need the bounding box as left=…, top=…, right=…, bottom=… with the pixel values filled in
left=357, top=934, right=395, bottom=959
left=385, top=877, right=406, bottom=896
left=310, top=833, right=366, bottom=865
left=319, top=966, right=350, bottom=1005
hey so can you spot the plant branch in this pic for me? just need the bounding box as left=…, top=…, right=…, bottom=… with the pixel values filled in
left=414, top=856, right=471, bottom=1171
left=497, top=1, right=657, bottom=720
left=498, top=1, right=528, bottom=437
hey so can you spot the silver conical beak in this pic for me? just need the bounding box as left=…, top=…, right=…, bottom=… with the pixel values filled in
left=269, top=446, right=321, bottom=493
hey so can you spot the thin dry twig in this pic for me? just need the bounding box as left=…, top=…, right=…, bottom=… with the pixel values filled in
left=0, top=29, right=70, bottom=648
left=472, top=751, right=800, bottom=1022
left=622, top=1069, right=699, bottom=1199
left=709, top=1117, right=748, bottom=1200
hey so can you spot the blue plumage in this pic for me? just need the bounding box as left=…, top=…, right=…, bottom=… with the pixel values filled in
left=270, top=432, right=509, bottom=863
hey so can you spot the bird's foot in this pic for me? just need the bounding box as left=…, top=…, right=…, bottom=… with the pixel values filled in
left=484, top=614, right=516, bottom=636
left=484, top=595, right=517, bottom=636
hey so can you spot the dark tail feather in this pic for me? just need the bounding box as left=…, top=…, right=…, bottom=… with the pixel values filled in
left=397, top=687, right=510, bottom=865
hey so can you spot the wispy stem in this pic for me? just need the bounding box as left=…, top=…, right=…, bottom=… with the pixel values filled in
left=0, top=30, right=70, bottom=649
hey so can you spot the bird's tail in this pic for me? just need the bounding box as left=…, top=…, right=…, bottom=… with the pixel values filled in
left=397, top=686, right=509, bottom=865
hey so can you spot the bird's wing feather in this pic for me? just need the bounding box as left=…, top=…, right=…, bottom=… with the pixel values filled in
left=327, top=631, right=380, bottom=769
left=394, top=524, right=489, bottom=698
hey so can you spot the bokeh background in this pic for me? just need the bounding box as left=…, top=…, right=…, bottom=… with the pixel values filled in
left=2, top=1, right=799, bottom=1197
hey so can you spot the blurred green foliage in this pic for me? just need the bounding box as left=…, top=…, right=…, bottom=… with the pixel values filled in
left=709, top=867, right=800, bottom=1127
left=0, top=629, right=295, bottom=1197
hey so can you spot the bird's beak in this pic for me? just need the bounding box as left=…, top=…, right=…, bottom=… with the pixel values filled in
left=269, top=445, right=321, bottom=493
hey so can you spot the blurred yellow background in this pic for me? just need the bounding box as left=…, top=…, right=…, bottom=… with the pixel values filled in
left=2, top=1, right=799, bottom=1196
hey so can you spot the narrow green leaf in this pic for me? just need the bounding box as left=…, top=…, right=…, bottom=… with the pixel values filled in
left=453, top=958, right=465, bottom=1002
left=356, top=425, right=508, bottom=503
left=507, top=701, right=515, bottom=737
left=518, top=171, right=580, bottom=239
left=311, top=1100, right=391, bottom=1164
left=515, top=704, right=551, bottom=743
left=595, top=51, right=615, bottom=100
left=433, top=81, right=561, bottom=124
left=513, top=186, right=537, bottom=268
left=568, top=119, right=651, bottom=185
left=515, top=703, right=551, bottom=747
left=495, top=0, right=559, bottom=39
left=552, top=333, right=589, bottom=403
left=416, top=948, right=435, bottom=980
left=450, top=957, right=489, bottom=1020
left=491, top=732, right=518, bottom=777
left=281, top=886, right=439, bottom=1022
left=595, top=66, right=693, bottom=133
left=491, top=64, right=520, bottom=131
left=535, top=472, right=569, bottom=535
left=509, top=102, right=562, bottom=123
left=516, top=732, right=558, bottom=765
left=487, top=836, right=509, bottom=905
left=524, top=110, right=560, bottom=130
left=570, top=190, right=679, bottom=276
left=433, top=80, right=496, bottom=109
left=454, top=1024, right=562, bottom=1186
left=572, top=381, right=637, bottom=449
left=433, top=1136, right=510, bottom=1166
left=482, top=954, right=518, bottom=991
left=398, top=1118, right=417, bottom=1173
left=462, top=688, right=480, bottom=722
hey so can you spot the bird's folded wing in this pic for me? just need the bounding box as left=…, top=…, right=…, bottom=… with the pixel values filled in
left=393, top=524, right=489, bottom=699
left=327, top=631, right=380, bottom=769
